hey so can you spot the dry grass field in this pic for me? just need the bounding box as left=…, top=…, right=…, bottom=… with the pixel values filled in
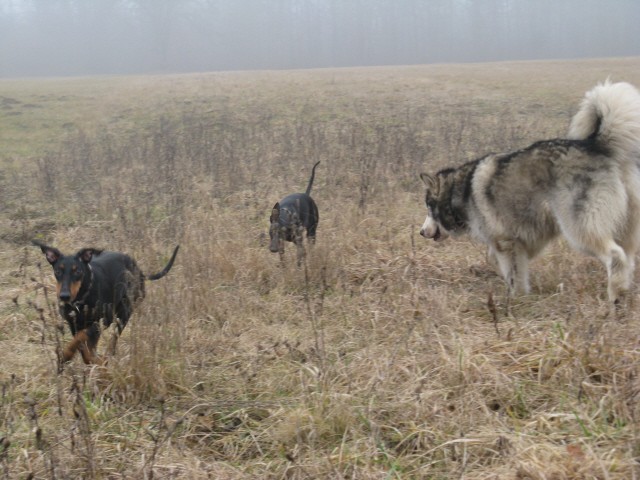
left=2, top=57, right=640, bottom=479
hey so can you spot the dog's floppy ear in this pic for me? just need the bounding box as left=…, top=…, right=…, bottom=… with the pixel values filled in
left=76, top=248, right=103, bottom=263
left=270, top=202, right=280, bottom=222
left=420, top=173, right=439, bottom=194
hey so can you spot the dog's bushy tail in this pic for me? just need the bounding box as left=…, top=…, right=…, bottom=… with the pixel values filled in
left=305, top=161, right=321, bottom=196
left=568, top=80, right=640, bottom=161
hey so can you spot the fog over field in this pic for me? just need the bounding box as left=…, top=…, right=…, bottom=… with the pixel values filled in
left=1, top=0, right=640, bottom=77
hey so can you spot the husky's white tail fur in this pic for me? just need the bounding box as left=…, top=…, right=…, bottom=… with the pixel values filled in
left=568, top=80, right=640, bottom=162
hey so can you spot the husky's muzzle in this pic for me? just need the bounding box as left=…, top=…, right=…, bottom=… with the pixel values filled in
left=420, top=215, right=449, bottom=241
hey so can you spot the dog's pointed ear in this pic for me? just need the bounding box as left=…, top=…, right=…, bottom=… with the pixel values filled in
left=420, top=173, right=439, bottom=194
left=270, top=202, right=280, bottom=222
left=33, top=240, right=62, bottom=265
left=76, top=248, right=102, bottom=263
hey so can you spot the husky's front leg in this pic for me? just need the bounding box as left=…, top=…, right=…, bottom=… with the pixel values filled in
left=492, top=240, right=530, bottom=296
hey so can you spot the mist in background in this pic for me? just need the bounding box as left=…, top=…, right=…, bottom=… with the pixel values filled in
left=1, top=0, right=639, bottom=77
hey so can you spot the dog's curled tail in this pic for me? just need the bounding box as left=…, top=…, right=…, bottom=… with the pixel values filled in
left=305, top=161, right=321, bottom=196
left=568, top=80, right=640, bottom=160
left=146, top=245, right=180, bottom=281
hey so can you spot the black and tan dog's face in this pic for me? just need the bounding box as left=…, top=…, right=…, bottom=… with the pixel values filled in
left=34, top=241, right=101, bottom=303
left=419, top=172, right=450, bottom=242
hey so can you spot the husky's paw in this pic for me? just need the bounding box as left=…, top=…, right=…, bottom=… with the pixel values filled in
left=610, top=292, right=634, bottom=321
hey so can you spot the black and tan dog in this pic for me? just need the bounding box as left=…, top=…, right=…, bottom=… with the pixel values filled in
left=269, top=161, right=320, bottom=264
left=33, top=240, right=179, bottom=365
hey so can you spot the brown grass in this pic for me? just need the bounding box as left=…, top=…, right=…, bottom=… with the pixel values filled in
left=2, top=57, right=640, bottom=479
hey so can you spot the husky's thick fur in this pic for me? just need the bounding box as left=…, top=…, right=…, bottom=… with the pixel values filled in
left=420, top=81, right=640, bottom=304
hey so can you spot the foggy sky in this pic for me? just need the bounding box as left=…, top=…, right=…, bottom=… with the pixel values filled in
left=1, top=0, right=639, bottom=77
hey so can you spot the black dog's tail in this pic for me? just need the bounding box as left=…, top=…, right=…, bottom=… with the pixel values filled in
left=305, top=161, right=321, bottom=196
left=146, top=245, right=180, bottom=281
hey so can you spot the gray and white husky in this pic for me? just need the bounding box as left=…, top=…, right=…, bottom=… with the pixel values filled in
left=420, top=81, right=640, bottom=304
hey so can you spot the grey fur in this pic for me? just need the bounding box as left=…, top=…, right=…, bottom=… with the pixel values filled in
left=420, top=81, right=640, bottom=304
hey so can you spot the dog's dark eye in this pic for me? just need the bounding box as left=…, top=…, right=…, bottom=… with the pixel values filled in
left=73, top=270, right=83, bottom=280
left=54, top=268, right=63, bottom=278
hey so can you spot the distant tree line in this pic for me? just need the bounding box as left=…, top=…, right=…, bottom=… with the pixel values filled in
left=1, top=0, right=639, bottom=77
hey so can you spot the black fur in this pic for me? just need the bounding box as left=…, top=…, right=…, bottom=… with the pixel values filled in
left=269, top=162, right=320, bottom=262
left=33, top=240, right=179, bottom=365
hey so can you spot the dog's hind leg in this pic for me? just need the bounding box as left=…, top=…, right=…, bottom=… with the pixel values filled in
left=108, top=299, right=132, bottom=357
left=596, top=240, right=633, bottom=306
left=295, top=224, right=306, bottom=266
left=306, top=215, right=318, bottom=245
left=107, top=320, right=122, bottom=358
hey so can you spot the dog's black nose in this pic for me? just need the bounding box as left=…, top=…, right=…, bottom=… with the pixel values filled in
left=419, top=228, right=426, bottom=237
left=59, top=292, right=71, bottom=302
